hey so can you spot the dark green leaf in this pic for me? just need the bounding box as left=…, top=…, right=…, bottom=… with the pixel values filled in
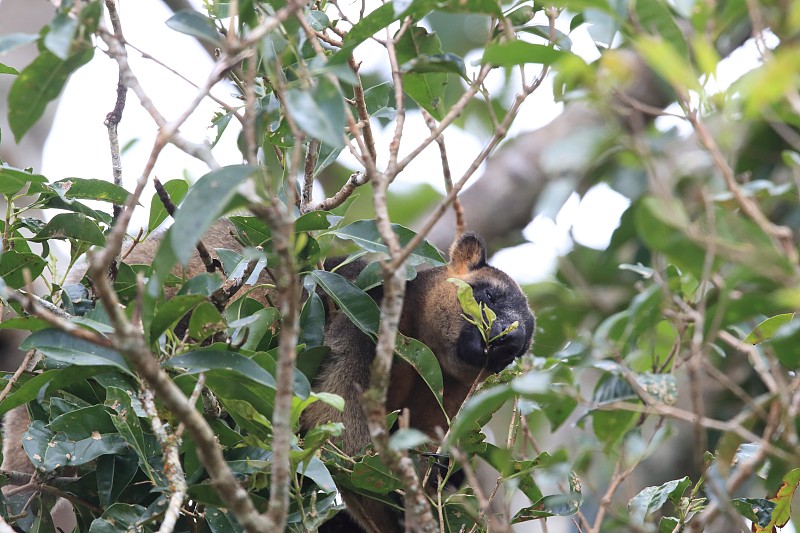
left=0, top=250, right=47, bottom=289
left=731, top=498, right=775, bottom=527
left=401, top=52, right=466, bottom=79
left=21, top=329, right=130, bottom=374
left=148, top=179, right=189, bottom=231
left=33, top=213, right=106, bottom=246
left=394, top=333, right=444, bottom=412
left=88, top=503, right=148, bottom=533
left=105, top=387, right=154, bottom=480
left=351, top=455, right=403, bottom=494
left=48, top=405, right=116, bottom=440
left=206, top=507, right=241, bottom=532
left=0, top=366, right=111, bottom=417
left=96, top=453, right=139, bottom=509
left=299, top=287, right=326, bottom=348
left=0, top=166, right=48, bottom=196
left=149, top=294, right=206, bottom=341
left=22, top=420, right=128, bottom=472
left=8, top=48, right=94, bottom=142
left=310, top=270, right=380, bottom=336
left=295, top=210, right=336, bottom=232
left=164, top=350, right=277, bottom=390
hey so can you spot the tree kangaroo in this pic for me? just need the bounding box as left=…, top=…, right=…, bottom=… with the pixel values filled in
left=2, top=220, right=535, bottom=532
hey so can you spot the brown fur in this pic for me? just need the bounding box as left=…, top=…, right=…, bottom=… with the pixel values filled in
left=2, top=221, right=535, bottom=533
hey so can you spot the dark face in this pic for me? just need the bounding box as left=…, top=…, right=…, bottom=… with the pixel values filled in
left=456, top=268, right=535, bottom=372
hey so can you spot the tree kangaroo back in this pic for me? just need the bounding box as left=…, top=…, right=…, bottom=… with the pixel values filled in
left=2, top=220, right=535, bottom=533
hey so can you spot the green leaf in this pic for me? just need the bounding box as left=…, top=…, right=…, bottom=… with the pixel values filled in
left=752, top=468, right=800, bottom=532
left=0, top=366, right=112, bottom=417
left=150, top=166, right=254, bottom=295
left=105, top=387, right=154, bottom=480
left=229, top=215, right=271, bottom=246
left=164, top=350, right=277, bottom=390
left=311, top=269, right=381, bottom=336
left=48, top=405, right=116, bottom=440
left=0, top=166, right=48, bottom=196
left=0, top=63, right=18, bottom=75
left=331, top=220, right=445, bottom=266
left=628, top=477, right=691, bottom=525
left=363, top=82, right=396, bottom=119
left=395, top=27, right=448, bottom=120
left=168, top=165, right=256, bottom=264
left=295, top=210, right=337, bottom=232
left=0, top=250, right=47, bottom=289
left=149, top=294, right=206, bottom=341
left=148, top=179, right=189, bottom=231
left=448, top=384, right=514, bottom=444
left=400, top=52, right=466, bottom=79
left=744, top=313, right=795, bottom=344
left=351, top=455, right=403, bottom=494
left=285, top=77, right=346, bottom=148
left=8, top=47, right=94, bottom=142
left=634, top=0, right=688, bottom=59
left=394, top=333, right=445, bottom=413
left=732, top=498, right=775, bottom=528
left=22, top=420, right=128, bottom=472
left=96, top=453, right=139, bottom=509
left=21, top=329, right=130, bottom=374
left=206, top=507, right=241, bottom=533
left=165, top=10, right=222, bottom=45
left=88, top=503, right=148, bottom=533
left=188, top=301, right=226, bottom=340
left=299, top=288, right=326, bottom=348
left=33, top=212, right=106, bottom=246
left=50, top=178, right=131, bottom=204
left=482, top=41, right=567, bottom=67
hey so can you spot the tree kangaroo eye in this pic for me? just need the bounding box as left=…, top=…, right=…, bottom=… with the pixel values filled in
left=485, top=289, right=495, bottom=303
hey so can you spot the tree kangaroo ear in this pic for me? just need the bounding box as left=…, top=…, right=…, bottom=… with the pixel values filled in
left=448, top=232, right=487, bottom=276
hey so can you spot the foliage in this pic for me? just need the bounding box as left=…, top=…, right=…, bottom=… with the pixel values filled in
left=0, top=0, right=799, bottom=531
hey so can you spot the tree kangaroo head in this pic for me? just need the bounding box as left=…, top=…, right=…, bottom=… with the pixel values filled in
left=409, top=232, right=535, bottom=382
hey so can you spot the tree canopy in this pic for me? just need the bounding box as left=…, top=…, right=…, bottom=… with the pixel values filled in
left=0, top=0, right=799, bottom=532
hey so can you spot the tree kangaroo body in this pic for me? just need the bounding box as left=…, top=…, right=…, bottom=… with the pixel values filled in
left=2, top=220, right=535, bottom=532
